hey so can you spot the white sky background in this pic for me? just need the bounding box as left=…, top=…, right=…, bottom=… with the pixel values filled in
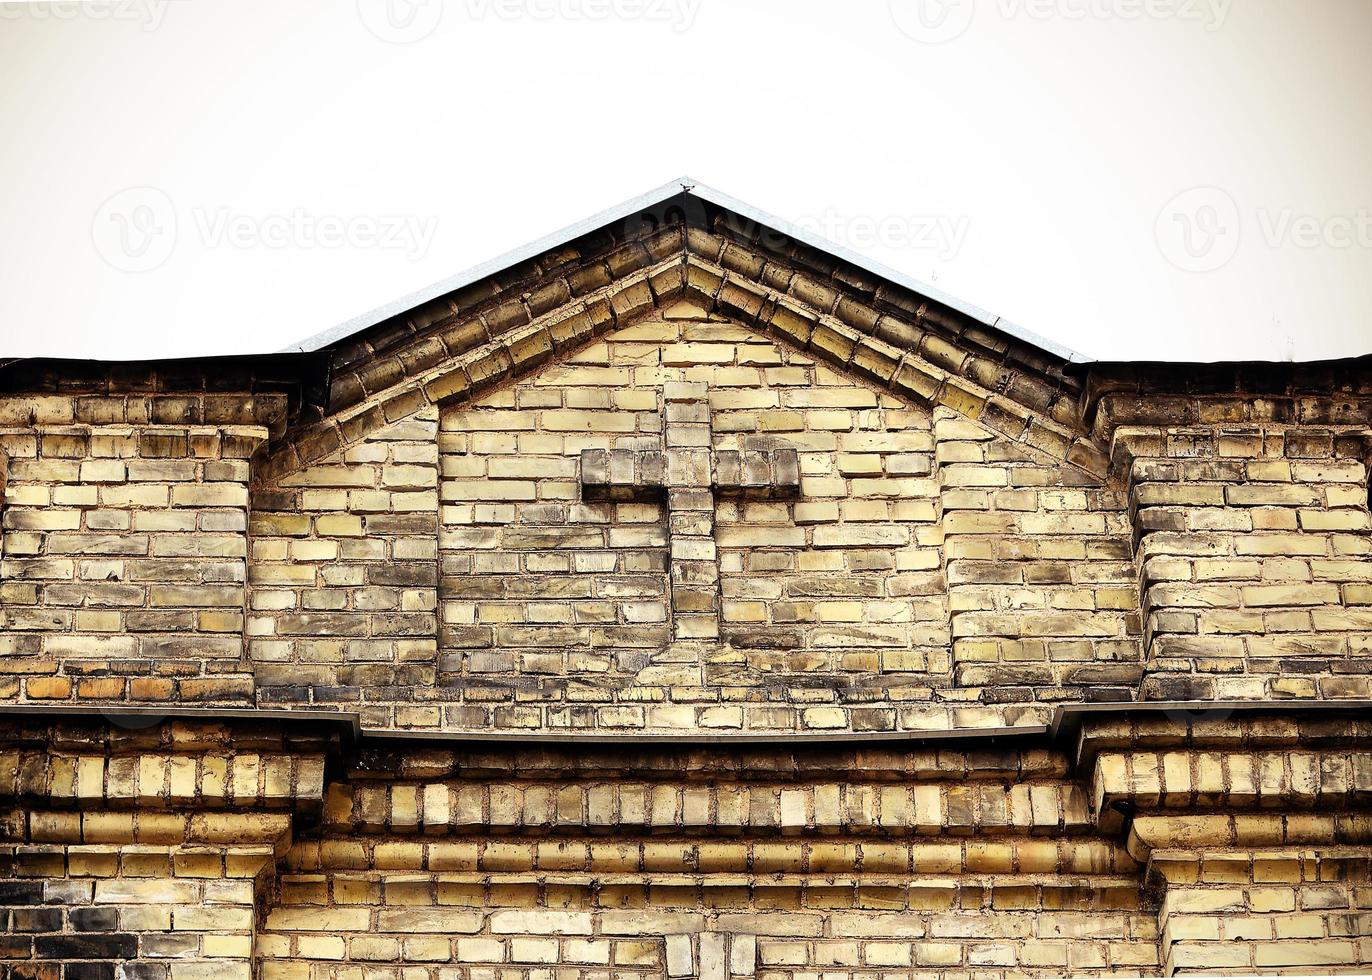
left=0, top=0, right=1370, bottom=363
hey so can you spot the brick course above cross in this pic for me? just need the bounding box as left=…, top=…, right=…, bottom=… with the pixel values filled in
left=579, top=381, right=799, bottom=643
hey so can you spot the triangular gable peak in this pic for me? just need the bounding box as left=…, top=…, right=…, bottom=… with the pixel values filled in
left=259, top=188, right=1104, bottom=485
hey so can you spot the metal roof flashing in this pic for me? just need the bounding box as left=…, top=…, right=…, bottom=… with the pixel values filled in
left=279, top=177, right=1092, bottom=365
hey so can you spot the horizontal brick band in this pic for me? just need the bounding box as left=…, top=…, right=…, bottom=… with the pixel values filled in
left=1094, top=750, right=1372, bottom=813
left=0, top=751, right=325, bottom=810
left=283, top=836, right=1135, bottom=878
left=324, top=779, right=1093, bottom=837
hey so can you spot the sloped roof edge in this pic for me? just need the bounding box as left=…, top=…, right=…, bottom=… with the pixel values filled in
left=279, top=177, right=1090, bottom=365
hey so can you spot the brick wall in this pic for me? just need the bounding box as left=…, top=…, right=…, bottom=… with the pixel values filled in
left=1119, top=425, right=1372, bottom=701
left=0, top=843, right=270, bottom=980
left=0, top=424, right=267, bottom=706
left=1, top=240, right=1370, bottom=728
left=248, top=410, right=440, bottom=726
left=938, top=411, right=1142, bottom=700
left=1154, top=852, right=1372, bottom=975
left=433, top=306, right=951, bottom=733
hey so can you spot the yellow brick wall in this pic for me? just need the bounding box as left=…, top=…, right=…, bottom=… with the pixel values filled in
left=1155, top=852, right=1372, bottom=975
left=939, top=412, right=1142, bottom=697
left=2, top=307, right=1369, bottom=727
left=1122, top=427, right=1372, bottom=701
left=231, top=302, right=1154, bottom=730
left=0, top=424, right=266, bottom=705
left=0, top=719, right=329, bottom=979
left=248, top=410, right=440, bottom=725
left=434, top=305, right=951, bottom=732
left=0, top=843, right=269, bottom=977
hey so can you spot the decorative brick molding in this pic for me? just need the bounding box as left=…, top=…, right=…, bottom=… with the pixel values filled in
left=259, top=741, right=1156, bottom=979
left=0, top=709, right=1367, bottom=976
left=250, top=202, right=1096, bottom=487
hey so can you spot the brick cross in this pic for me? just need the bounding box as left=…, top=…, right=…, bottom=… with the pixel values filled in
left=579, top=381, right=799, bottom=643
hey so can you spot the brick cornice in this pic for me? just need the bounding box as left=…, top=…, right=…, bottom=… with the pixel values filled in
left=259, top=220, right=1105, bottom=485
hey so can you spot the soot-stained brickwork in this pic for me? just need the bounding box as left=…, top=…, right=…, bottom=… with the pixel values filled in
left=1, top=186, right=1371, bottom=976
